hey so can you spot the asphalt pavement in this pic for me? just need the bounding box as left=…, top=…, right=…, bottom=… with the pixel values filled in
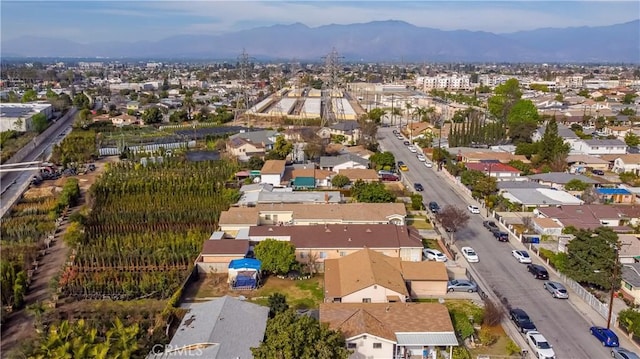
left=0, top=108, right=76, bottom=217
left=378, top=126, right=624, bottom=359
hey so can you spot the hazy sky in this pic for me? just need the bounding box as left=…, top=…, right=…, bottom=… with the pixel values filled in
left=2, top=1, right=639, bottom=43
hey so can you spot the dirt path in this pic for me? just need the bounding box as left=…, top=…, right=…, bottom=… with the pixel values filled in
left=0, top=158, right=113, bottom=357
left=0, top=213, right=72, bottom=355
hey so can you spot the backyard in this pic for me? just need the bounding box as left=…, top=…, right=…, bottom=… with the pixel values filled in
left=183, top=273, right=325, bottom=309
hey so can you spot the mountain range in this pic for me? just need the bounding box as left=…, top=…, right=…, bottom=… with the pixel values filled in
left=2, top=20, right=639, bottom=63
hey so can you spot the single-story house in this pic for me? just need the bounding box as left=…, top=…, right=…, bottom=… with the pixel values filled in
left=527, top=173, right=600, bottom=190
left=500, top=187, right=583, bottom=208
left=148, top=296, right=268, bottom=359
left=320, top=302, right=458, bottom=359
left=337, top=168, right=379, bottom=183
left=597, top=188, right=635, bottom=204
left=196, top=238, right=250, bottom=273
left=248, top=224, right=424, bottom=267
left=465, top=162, right=522, bottom=181
left=536, top=204, right=629, bottom=231
left=319, top=153, right=369, bottom=171
left=324, top=249, right=448, bottom=303
left=532, top=217, right=564, bottom=236
left=226, top=137, right=265, bottom=161
left=218, top=202, right=408, bottom=233
left=260, top=160, right=286, bottom=187
left=566, top=154, right=610, bottom=173
left=618, top=234, right=640, bottom=264
left=621, top=263, right=640, bottom=306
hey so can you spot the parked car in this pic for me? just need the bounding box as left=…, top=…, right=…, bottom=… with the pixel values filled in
left=544, top=281, right=569, bottom=299
left=428, top=201, right=440, bottom=214
left=378, top=170, right=395, bottom=176
left=483, top=221, right=499, bottom=232
left=461, top=247, right=479, bottom=263
left=447, top=279, right=477, bottom=293
left=527, top=264, right=549, bottom=280
left=509, top=308, right=537, bottom=333
left=417, top=154, right=426, bottom=162
left=526, top=331, right=556, bottom=359
left=408, top=146, right=418, bottom=153
left=590, top=326, right=619, bottom=347
left=414, top=183, right=424, bottom=192
left=403, top=141, right=410, bottom=146
left=423, top=248, right=448, bottom=262
left=592, top=169, right=605, bottom=175
left=424, top=161, right=433, bottom=168
left=381, top=174, right=400, bottom=181
left=467, top=205, right=480, bottom=214
left=512, top=250, right=532, bottom=264
left=493, top=231, right=509, bottom=242
left=399, top=164, right=409, bottom=171
left=612, top=347, right=640, bottom=359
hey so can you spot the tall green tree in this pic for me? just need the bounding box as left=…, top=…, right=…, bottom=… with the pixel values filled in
left=142, top=107, right=163, bottom=125
left=488, top=78, right=522, bottom=121
left=21, top=89, right=38, bottom=103
left=369, top=151, right=395, bottom=170
left=331, top=174, right=350, bottom=189
left=254, top=239, right=297, bottom=275
left=251, top=310, right=350, bottom=359
left=266, top=136, right=293, bottom=160
left=565, top=227, right=620, bottom=290
left=625, top=132, right=640, bottom=147
left=538, top=119, right=570, bottom=164
left=351, top=180, right=395, bottom=203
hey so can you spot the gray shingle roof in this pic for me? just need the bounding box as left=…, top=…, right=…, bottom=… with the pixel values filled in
left=527, top=172, right=599, bottom=185
left=497, top=181, right=549, bottom=190
left=583, top=139, right=626, bottom=146
left=330, top=120, right=360, bottom=132
left=623, top=264, right=640, bottom=288
left=230, top=130, right=278, bottom=146
left=152, top=296, right=269, bottom=359
left=319, top=153, right=369, bottom=168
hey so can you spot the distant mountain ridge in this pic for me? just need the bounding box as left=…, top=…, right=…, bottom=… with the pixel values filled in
left=2, top=19, right=639, bottom=62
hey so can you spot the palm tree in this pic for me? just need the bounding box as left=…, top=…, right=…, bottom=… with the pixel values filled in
left=182, top=96, right=195, bottom=120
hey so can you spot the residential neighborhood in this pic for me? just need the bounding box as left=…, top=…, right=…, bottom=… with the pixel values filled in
left=1, top=28, right=640, bottom=359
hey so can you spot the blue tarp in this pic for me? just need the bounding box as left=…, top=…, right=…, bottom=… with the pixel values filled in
left=228, top=258, right=262, bottom=271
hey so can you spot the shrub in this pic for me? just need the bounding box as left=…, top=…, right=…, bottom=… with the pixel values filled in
left=539, top=248, right=568, bottom=272
left=450, top=310, right=475, bottom=339
left=410, top=194, right=423, bottom=210
left=452, top=346, right=471, bottom=359
left=478, top=327, right=497, bottom=346
left=506, top=338, right=521, bottom=355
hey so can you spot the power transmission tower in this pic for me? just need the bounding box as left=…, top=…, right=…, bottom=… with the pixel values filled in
left=321, top=48, right=344, bottom=127
left=234, top=49, right=253, bottom=124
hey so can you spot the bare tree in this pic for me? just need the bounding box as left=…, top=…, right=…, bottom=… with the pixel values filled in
left=521, top=216, right=533, bottom=234
left=304, top=251, right=319, bottom=275
left=582, top=185, right=600, bottom=204
left=437, top=205, right=470, bottom=243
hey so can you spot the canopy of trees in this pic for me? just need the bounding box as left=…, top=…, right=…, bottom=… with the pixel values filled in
left=331, top=174, right=350, bottom=189
left=265, top=136, right=293, bottom=160
left=251, top=310, right=350, bottom=359
left=254, top=239, right=297, bottom=275
left=142, top=107, right=163, bottom=125
left=564, top=227, right=620, bottom=290
left=351, top=180, right=395, bottom=203
left=369, top=151, right=395, bottom=170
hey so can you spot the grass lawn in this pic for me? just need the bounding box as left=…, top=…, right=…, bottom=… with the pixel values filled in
left=469, top=325, right=519, bottom=357
left=407, top=215, right=433, bottom=230
left=422, top=238, right=442, bottom=251
left=184, top=274, right=325, bottom=309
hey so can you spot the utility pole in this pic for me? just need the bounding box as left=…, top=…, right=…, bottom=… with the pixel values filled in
left=607, top=246, right=621, bottom=330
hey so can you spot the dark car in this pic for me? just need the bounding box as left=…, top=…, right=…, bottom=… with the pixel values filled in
left=592, top=169, right=605, bottom=175
left=483, top=221, right=500, bottom=232
left=527, top=264, right=549, bottom=280
left=428, top=201, right=440, bottom=214
left=381, top=174, right=400, bottom=181
left=493, top=231, right=509, bottom=242
left=509, top=308, right=537, bottom=333
left=590, top=326, right=619, bottom=347
left=397, top=161, right=405, bottom=167
left=403, top=141, right=411, bottom=146
left=414, top=183, right=424, bottom=192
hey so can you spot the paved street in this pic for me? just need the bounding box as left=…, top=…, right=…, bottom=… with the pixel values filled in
left=378, top=126, right=618, bottom=359
left=0, top=108, right=76, bottom=217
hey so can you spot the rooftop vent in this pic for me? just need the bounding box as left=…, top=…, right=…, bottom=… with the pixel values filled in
left=268, top=227, right=273, bottom=231
left=366, top=228, right=372, bottom=233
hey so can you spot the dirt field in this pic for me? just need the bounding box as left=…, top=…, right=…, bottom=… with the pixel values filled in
left=0, top=156, right=116, bottom=357
left=183, top=274, right=324, bottom=309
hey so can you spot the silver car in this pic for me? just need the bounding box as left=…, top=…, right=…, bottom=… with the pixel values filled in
left=544, top=281, right=569, bottom=299
left=612, top=347, right=640, bottom=359
left=447, top=279, right=478, bottom=293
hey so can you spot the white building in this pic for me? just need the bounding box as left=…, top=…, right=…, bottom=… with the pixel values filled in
left=572, top=139, right=627, bottom=156
left=259, top=160, right=286, bottom=187
left=0, top=102, right=53, bottom=132
left=416, top=74, right=471, bottom=91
